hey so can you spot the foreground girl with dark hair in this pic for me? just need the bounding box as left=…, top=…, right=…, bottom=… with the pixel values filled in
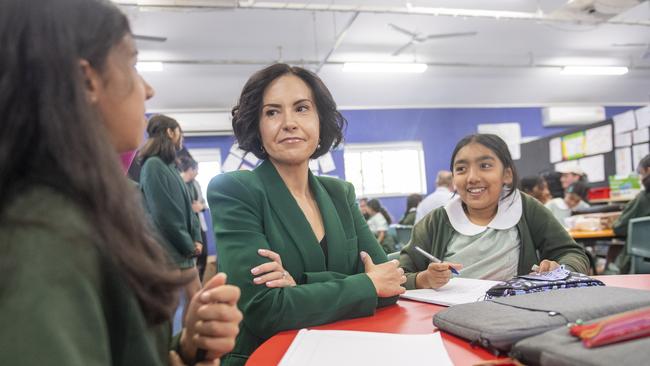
left=0, top=0, right=241, bottom=364
left=400, top=134, right=590, bottom=290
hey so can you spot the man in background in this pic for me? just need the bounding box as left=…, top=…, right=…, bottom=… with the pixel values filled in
left=415, top=170, right=454, bottom=223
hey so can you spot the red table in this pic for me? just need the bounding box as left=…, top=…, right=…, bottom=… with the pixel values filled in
left=246, top=275, right=650, bottom=366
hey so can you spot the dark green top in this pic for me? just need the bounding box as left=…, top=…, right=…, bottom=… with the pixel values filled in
left=399, top=209, right=416, bottom=225
left=140, top=156, right=201, bottom=269
left=0, top=186, right=171, bottom=365
left=399, top=192, right=590, bottom=289
left=613, top=191, right=650, bottom=236
left=207, top=160, right=397, bottom=366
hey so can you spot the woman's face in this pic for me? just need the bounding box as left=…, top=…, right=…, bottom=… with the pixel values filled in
left=93, top=34, right=154, bottom=153
left=167, top=126, right=183, bottom=150
left=452, top=142, right=513, bottom=215
left=259, top=74, right=320, bottom=167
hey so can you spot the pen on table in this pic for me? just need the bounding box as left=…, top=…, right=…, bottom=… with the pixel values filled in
left=414, top=246, right=460, bottom=275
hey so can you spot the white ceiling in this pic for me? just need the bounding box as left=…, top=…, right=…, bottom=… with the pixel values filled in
left=116, top=0, right=650, bottom=111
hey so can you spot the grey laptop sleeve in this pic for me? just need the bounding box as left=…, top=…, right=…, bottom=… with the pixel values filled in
left=432, top=286, right=650, bottom=355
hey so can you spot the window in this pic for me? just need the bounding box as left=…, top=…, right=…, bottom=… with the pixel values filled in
left=187, top=148, right=221, bottom=203
left=344, top=142, right=427, bottom=197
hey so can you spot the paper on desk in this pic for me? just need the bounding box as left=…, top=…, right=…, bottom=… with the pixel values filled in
left=279, top=329, right=453, bottom=366
left=400, top=277, right=501, bottom=306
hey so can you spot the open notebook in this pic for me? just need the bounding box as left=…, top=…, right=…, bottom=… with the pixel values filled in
left=279, top=329, right=453, bottom=366
left=400, top=277, right=501, bottom=306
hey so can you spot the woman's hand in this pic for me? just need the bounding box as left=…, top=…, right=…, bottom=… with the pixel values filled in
left=251, top=249, right=297, bottom=288
left=169, top=351, right=220, bottom=366
left=533, top=259, right=561, bottom=273
left=415, top=262, right=463, bottom=289
left=360, top=251, right=406, bottom=297
left=180, top=273, right=243, bottom=363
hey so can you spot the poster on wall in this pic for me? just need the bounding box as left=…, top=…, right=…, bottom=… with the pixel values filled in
left=549, top=137, right=562, bottom=163
left=614, top=132, right=632, bottom=147
left=615, top=147, right=633, bottom=175
left=632, top=143, right=650, bottom=170
left=578, top=154, right=605, bottom=183
left=632, top=128, right=650, bottom=144
left=584, top=124, right=612, bottom=156
left=477, top=122, right=521, bottom=160
left=635, top=106, right=650, bottom=129
left=318, top=152, right=336, bottom=173
left=561, top=131, right=586, bottom=160
left=613, top=110, right=637, bottom=134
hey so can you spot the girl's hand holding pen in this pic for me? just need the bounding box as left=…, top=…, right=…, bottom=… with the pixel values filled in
left=413, top=246, right=462, bottom=289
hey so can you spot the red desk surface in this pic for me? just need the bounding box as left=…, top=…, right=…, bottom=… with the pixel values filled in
left=246, top=275, right=650, bottom=366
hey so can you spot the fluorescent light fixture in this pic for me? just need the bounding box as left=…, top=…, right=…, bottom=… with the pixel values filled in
left=560, top=66, right=628, bottom=76
left=136, top=61, right=164, bottom=72
left=342, top=63, right=428, bottom=73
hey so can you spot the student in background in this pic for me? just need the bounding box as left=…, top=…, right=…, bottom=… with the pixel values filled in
left=400, top=134, right=590, bottom=289
left=557, top=166, right=587, bottom=192
left=0, top=0, right=241, bottom=364
left=415, top=170, right=454, bottom=223
left=612, top=154, right=650, bottom=274
left=520, top=175, right=552, bottom=204
left=399, top=193, right=423, bottom=225
left=545, top=181, right=590, bottom=225
left=367, top=198, right=397, bottom=253
left=208, top=63, right=404, bottom=366
left=178, top=155, right=209, bottom=281
left=358, top=197, right=370, bottom=220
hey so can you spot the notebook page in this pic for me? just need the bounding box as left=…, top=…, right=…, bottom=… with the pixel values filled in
left=279, top=329, right=453, bottom=366
left=400, top=277, right=501, bottom=306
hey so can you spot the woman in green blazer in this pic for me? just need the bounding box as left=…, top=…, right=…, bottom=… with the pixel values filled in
left=208, top=63, right=406, bottom=366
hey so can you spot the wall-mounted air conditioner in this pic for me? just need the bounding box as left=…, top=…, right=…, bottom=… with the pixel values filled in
left=163, top=111, right=233, bottom=136
left=542, top=106, right=606, bottom=126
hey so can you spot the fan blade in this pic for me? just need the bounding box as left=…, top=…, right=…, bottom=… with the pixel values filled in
left=133, top=34, right=167, bottom=42
left=392, top=41, right=414, bottom=56
left=426, top=31, right=477, bottom=40
left=388, top=23, right=418, bottom=37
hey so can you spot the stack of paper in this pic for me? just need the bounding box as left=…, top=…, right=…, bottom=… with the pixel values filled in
left=400, top=277, right=501, bottom=306
left=279, top=329, right=453, bottom=366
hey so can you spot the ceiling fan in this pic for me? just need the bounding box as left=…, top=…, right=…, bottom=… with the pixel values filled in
left=388, top=23, right=477, bottom=56
left=133, top=34, right=167, bottom=42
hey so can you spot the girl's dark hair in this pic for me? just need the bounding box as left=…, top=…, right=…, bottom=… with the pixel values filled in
left=520, top=176, right=545, bottom=194
left=367, top=199, right=392, bottom=225
left=139, top=114, right=181, bottom=164
left=638, top=154, right=650, bottom=191
left=450, top=134, right=519, bottom=200
left=232, top=63, right=347, bottom=159
left=0, top=0, right=186, bottom=324
left=177, top=155, right=198, bottom=172
left=566, top=182, right=589, bottom=201
left=405, top=193, right=423, bottom=212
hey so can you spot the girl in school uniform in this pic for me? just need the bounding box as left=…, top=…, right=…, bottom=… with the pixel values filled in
left=399, top=134, right=590, bottom=289
left=0, top=1, right=241, bottom=364
left=544, top=181, right=590, bottom=225
left=366, top=198, right=397, bottom=253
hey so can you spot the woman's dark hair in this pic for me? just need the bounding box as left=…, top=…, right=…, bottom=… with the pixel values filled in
left=139, top=114, right=182, bottom=164
left=405, top=193, right=423, bottom=212
left=450, top=134, right=519, bottom=200
left=0, top=0, right=186, bottom=323
left=520, top=176, right=545, bottom=194
left=232, top=63, right=347, bottom=159
left=367, top=199, right=392, bottom=225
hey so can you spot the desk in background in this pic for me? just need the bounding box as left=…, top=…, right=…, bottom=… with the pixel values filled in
left=246, top=275, right=650, bottom=366
left=570, top=229, right=623, bottom=273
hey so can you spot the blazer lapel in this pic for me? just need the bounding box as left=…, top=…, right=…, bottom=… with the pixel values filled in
left=255, top=160, right=326, bottom=272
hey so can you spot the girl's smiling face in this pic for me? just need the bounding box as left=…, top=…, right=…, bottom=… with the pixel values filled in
left=452, top=142, right=513, bottom=219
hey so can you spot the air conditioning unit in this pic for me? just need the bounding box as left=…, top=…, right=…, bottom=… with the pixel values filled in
left=542, top=106, right=606, bottom=126
left=163, top=111, right=233, bottom=136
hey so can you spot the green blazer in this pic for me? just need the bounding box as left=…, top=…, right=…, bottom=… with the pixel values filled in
left=208, top=160, right=397, bottom=366
left=140, top=156, right=201, bottom=269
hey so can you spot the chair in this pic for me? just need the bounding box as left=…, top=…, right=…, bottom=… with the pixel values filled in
left=627, top=216, right=650, bottom=274
left=387, top=251, right=400, bottom=261
left=394, top=225, right=413, bottom=248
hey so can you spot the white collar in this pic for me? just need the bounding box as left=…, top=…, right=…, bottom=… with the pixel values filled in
left=444, top=189, right=522, bottom=236
left=436, top=186, right=451, bottom=193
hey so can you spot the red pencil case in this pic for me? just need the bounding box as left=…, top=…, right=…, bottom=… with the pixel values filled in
left=570, top=306, right=650, bottom=348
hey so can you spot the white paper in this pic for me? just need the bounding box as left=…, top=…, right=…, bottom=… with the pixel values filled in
left=578, top=154, right=605, bottom=183
left=221, top=154, right=242, bottom=172
left=614, top=132, right=632, bottom=147
left=308, top=159, right=319, bottom=173
left=554, top=160, right=580, bottom=176
left=477, top=122, right=521, bottom=160
left=549, top=137, right=562, bottom=163
left=279, top=330, right=453, bottom=366
left=318, top=152, right=336, bottom=173
left=632, top=128, right=650, bottom=144
left=239, top=163, right=253, bottom=171
left=635, top=106, right=650, bottom=129
left=242, top=152, right=260, bottom=166
left=585, top=124, right=613, bottom=155
left=400, top=277, right=500, bottom=306
left=613, top=110, right=637, bottom=134
left=632, top=143, right=650, bottom=170
left=562, top=133, right=585, bottom=159
left=615, top=147, right=633, bottom=175
left=229, top=143, right=247, bottom=159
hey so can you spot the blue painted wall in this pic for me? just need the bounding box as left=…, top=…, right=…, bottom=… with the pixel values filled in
left=185, top=106, right=640, bottom=222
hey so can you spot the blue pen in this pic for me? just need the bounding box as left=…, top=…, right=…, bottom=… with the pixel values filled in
left=414, top=246, right=460, bottom=275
